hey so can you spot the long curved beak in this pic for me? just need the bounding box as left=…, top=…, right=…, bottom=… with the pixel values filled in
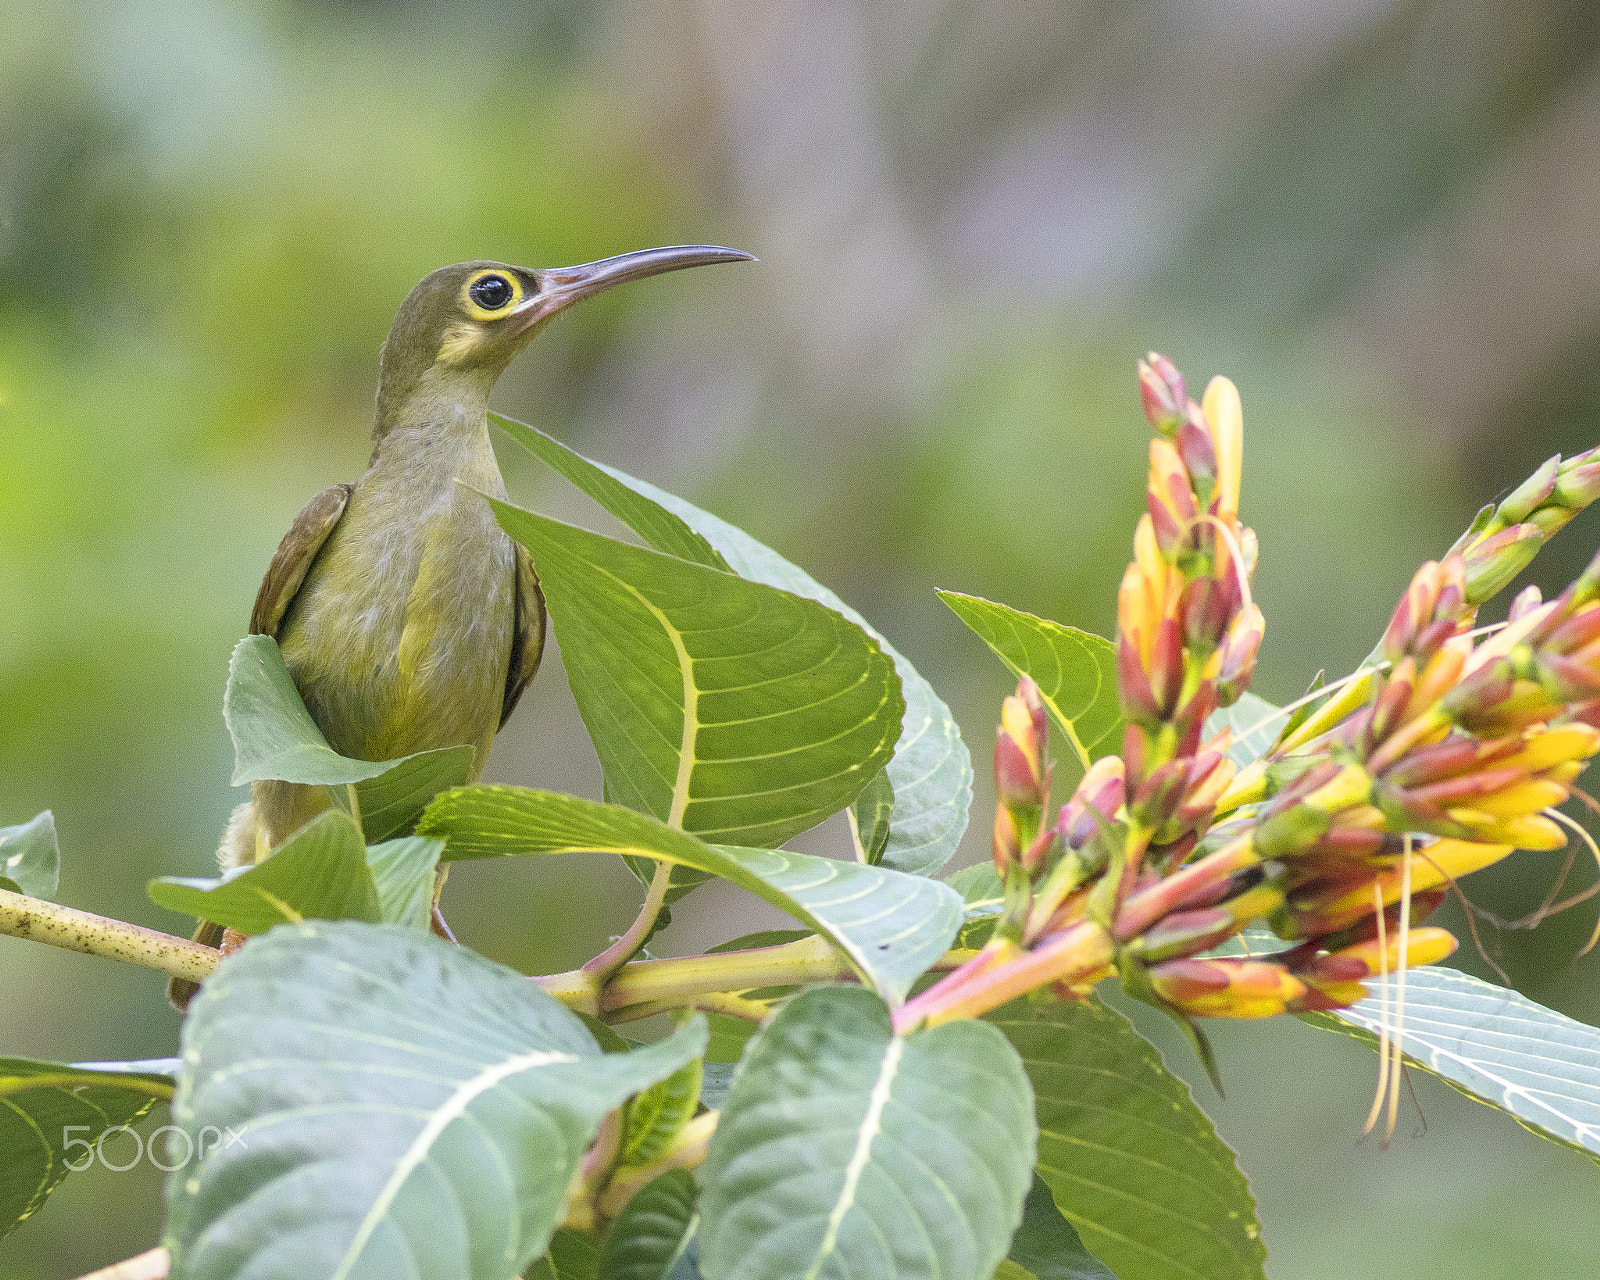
left=514, top=245, right=755, bottom=328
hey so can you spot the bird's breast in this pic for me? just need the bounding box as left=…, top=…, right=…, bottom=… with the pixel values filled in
left=276, top=436, right=516, bottom=770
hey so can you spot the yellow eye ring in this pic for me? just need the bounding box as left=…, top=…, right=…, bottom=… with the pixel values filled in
left=464, top=270, right=524, bottom=319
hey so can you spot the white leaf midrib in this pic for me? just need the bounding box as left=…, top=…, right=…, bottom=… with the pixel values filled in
left=801, top=1036, right=905, bottom=1280
left=328, top=1048, right=579, bottom=1280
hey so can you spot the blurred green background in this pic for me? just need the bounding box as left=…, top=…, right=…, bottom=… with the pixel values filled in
left=5, top=0, right=1600, bottom=1275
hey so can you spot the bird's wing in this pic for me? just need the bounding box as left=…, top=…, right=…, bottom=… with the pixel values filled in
left=500, top=541, right=547, bottom=729
left=248, top=483, right=355, bottom=637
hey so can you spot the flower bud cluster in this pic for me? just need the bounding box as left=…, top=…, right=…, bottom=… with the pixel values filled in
left=1133, top=550, right=1600, bottom=1017
left=900, top=361, right=1600, bottom=1034
left=1449, top=446, right=1600, bottom=604
left=1115, top=356, right=1257, bottom=887
left=992, top=677, right=1053, bottom=877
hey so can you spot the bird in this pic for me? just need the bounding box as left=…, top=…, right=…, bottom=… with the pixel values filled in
left=169, top=244, right=753, bottom=1008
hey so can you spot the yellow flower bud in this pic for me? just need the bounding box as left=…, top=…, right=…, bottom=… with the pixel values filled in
left=1201, top=375, right=1242, bottom=525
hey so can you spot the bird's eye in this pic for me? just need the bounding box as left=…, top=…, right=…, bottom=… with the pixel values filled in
left=469, top=274, right=515, bottom=311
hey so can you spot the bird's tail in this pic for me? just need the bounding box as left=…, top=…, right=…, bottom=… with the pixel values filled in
left=167, top=801, right=258, bottom=1011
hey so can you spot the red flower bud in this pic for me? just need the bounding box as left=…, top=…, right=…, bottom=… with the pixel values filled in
left=1118, top=637, right=1163, bottom=726
left=1138, top=352, right=1187, bottom=435
left=1176, top=418, right=1218, bottom=505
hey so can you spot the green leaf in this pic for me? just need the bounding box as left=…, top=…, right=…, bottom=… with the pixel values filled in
left=149, top=812, right=442, bottom=934
left=848, top=769, right=894, bottom=864
left=600, top=1168, right=699, bottom=1280
left=938, top=593, right=1121, bottom=780
left=0, top=1057, right=174, bottom=1240
left=698, top=985, right=1036, bottom=1280
left=364, top=834, right=444, bottom=929
left=623, top=1056, right=702, bottom=1167
left=225, top=634, right=405, bottom=787
left=224, top=634, right=474, bottom=840
left=164, top=921, right=707, bottom=1280
left=707, top=928, right=816, bottom=953
left=1007, top=1175, right=1116, bottom=1280
left=699, top=1060, right=738, bottom=1107
left=489, top=504, right=903, bottom=849
left=530, top=1229, right=604, bottom=1280
left=1300, top=966, right=1600, bottom=1163
left=496, top=416, right=972, bottom=877
left=948, top=862, right=1004, bottom=916
left=0, top=811, right=58, bottom=900
left=148, top=810, right=380, bottom=933
left=493, top=416, right=730, bottom=571
left=421, top=789, right=962, bottom=1004
left=341, top=745, right=477, bottom=842
left=947, top=863, right=1004, bottom=950
left=988, top=994, right=1265, bottom=1280
left=1203, top=691, right=1282, bottom=769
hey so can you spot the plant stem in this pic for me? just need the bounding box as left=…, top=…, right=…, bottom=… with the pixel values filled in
left=893, top=920, right=1114, bottom=1032
left=583, top=861, right=675, bottom=984
left=606, top=990, right=775, bottom=1025
left=535, top=938, right=978, bottom=1019
left=71, top=1248, right=169, bottom=1280
left=0, top=889, right=219, bottom=983
left=598, top=934, right=850, bottom=1012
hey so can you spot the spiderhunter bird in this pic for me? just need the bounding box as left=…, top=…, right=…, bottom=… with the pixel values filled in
left=169, top=244, right=754, bottom=1008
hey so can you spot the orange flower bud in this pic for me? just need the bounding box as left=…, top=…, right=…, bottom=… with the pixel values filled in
left=1149, top=957, right=1304, bottom=1019
left=1458, top=777, right=1570, bottom=818
left=1453, top=811, right=1567, bottom=850
left=1293, top=927, right=1458, bottom=1008
left=999, top=678, right=1047, bottom=785
left=993, top=803, right=1022, bottom=876
left=1148, top=438, right=1197, bottom=558
left=1461, top=524, right=1544, bottom=605
left=1283, top=839, right=1513, bottom=937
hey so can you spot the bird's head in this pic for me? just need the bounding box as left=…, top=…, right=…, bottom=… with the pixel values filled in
left=374, top=245, right=753, bottom=434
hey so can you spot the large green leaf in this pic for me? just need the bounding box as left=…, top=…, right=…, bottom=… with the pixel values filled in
left=148, top=811, right=443, bottom=933
left=698, top=985, right=1036, bottom=1280
left=224, top=634, right=475, bottom=840
left=988, top=995, right=1266, bottom=1280
left=1301, top=966, right=1600, bottom=1163
left=937, top=593, right=1121, bottom=779
left=496, top=416, right=972, bottom=877
left=0, top=1057, right=174, bottom=1240
left=600, top=1168, right=700, bottom=1280
left=0, top=811, right=58, bottom=899
left=1006, top=1176, right=1116, bottom=1280
left=488, top=504, right=902, bottom=849
left=164, top=921, right=707, bottom=1280
left=420, top=789, right=962, bottom=1004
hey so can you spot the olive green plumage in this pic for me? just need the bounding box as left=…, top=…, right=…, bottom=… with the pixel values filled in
left=170, top=245, right=752, bottom=1008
